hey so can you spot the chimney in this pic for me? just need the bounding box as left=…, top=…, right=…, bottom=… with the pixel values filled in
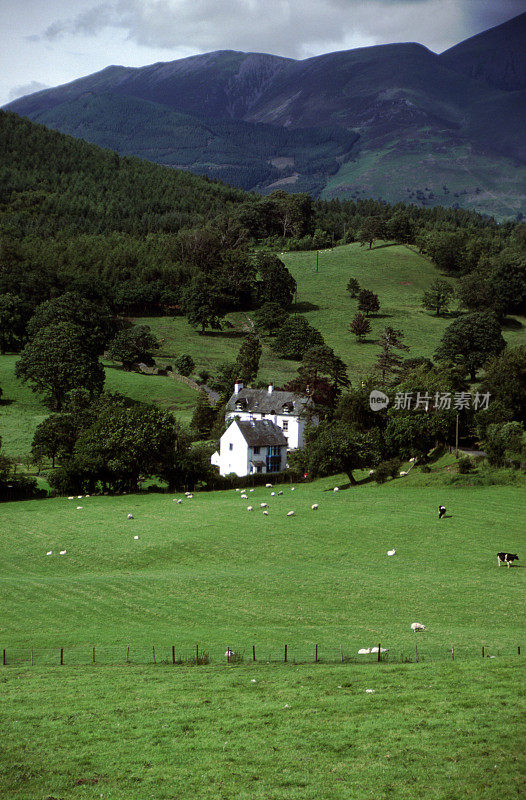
left=234, top=380, right=244, bottom=394
left=268, top=383, right=274, bottom=394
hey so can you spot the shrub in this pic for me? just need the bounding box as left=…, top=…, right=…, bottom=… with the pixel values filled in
left=457, top=456, right=475, bottom=474
left=175, top=354, right=195, bottom=377
left=374, top=458, right=402, bottom=484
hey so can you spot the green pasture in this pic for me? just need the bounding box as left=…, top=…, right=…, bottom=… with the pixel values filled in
left=1, top=475, right=524, bottom=658
left=134, top=242, right=525, bottom=385
left=0, top=660, right=523, bottom=800
left=1, top=475, right=525, bottom=799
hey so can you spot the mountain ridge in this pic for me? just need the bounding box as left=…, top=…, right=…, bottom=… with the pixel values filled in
left=5, top=13, right=526, bottom=218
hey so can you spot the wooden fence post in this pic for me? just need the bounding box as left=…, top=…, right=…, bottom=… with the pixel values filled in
left=2, top=649, right=5, bottom=666
left=60, top=648, right=64, bottom=665
left=252, top=645, right=256, bottom=662
left=152, top=646, right=156, bottom=664
left=482, top=646, right=485, bottom=658
left=227, top=648, right=230, bottom=664
left=315, top=644, right=318, bottom=663
left=377, top=643, right=381, bottom=663
left=196, top=644, right=199, bottom=663
left=92, top=646, right=95, bottom=664
left=451, top=645, right=454, bottom=661
left=126, top=645, right=130, bottom=663
left=172, top=645, right=175, bottom=665
left=284, top=644, right=287, bottom=663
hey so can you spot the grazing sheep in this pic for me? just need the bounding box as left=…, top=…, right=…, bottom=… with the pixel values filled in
left=225, top=649, right=236, bottom=659
left=410, top=622, right=426, bottom=632
left=59, top=550, right=67, bottom=555
left=266, top=483, right=272, bottom=487
left=369, top=470, right=375, bottom=476
left=240, top=494, right=248, bottom=500
left=291, top=487, right=295, bottom=491
left=77, top=495, right=83, bottom=499
left=187, top=494, right=193, bottom=499
left=247, top=506, right=253, bottom=511
left=278, top=490, right=283, bottom=495
left=235, top=488, right=240, bottom=492
left=271, top=491, right=276, bottom=496
left=333, top=487, right=339, bottom=492
left=185, top=491, right=191, bottom=496
left=127, top=513, right=134, bottom=519
left=286, top=510, right=295, bottom=517
left=311, top=504, right=319, bottom=510
left=263, top=510, right=269, bottom=516
left=46, top=551, right=52, bottom=556
left=249, top=488, right=255, bottom=493
left=260, top=502, right=268, bottom=508
left=358, top=648, right=371, bottom=655
left=370, top=646, right=388, bottom=654
left=134, top=535, right=139, bottom=540
left=387, top=549, right=396, bottom=556
left=399, top=470, right=408, bottom=476
left=76, top=506, right=83, bottom=510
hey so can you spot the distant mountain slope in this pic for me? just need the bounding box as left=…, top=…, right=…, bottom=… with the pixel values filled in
left=5, top=14, right=526, bottom=218
left=440, top=12, right=526, bottom=91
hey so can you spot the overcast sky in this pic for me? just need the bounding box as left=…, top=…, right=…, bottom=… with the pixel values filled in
left=1, top=0, right=523, bottom=106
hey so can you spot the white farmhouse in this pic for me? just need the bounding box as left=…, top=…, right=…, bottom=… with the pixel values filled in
left=223, top=382, right=316, bottom=450
left=211, top=419, right=288, bottom=477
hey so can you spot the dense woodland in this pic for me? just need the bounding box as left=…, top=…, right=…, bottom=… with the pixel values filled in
left=0, top=110, right=525, bottom=497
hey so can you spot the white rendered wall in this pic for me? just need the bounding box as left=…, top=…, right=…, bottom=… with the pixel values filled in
left=217, top=421, right=250, bottom=476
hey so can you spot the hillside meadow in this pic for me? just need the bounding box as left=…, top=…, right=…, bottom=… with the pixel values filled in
left=0, top=473, right=524, bottom=799
left=1, top=241, right=524, bottom=460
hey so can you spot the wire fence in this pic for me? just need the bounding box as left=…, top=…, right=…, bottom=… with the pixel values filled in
left=1, top=642, right=521, bottom=668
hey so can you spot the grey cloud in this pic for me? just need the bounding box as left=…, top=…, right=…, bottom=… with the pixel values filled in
left=8, top=81, right=50, bottom=101
left=37, top=0, right=524, bottom=58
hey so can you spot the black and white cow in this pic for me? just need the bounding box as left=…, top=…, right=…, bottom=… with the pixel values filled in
left=438, top=505, right=447, bottom=519
left=497, top=552, right=519, bottom=568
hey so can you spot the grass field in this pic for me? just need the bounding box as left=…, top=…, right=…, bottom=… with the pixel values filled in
left=134, top=242, right=526, bottom=384
left=1, top=473, right=525, bottom=799
left=1, top=242, right=524, bottom=458
left=1, top=660, right=523, bottom=800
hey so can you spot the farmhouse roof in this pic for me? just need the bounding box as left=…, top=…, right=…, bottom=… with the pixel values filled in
left=235, top=420, right=288, bottom=447
left=226, top=387, right=310, bottom=416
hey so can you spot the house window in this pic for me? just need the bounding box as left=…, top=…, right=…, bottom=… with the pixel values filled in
left=266, top=445, right=282, bottom=473
left=282, top=420, right=288, bottom=431
left=253, top=446, right=260, bottom=454
left=229, top=443, right=233, bottom=451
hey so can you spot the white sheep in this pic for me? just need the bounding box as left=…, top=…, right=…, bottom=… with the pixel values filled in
left=311, top=504, right=319, bottom=510
left=263, top=510, right=269, bottom=516
left=187, top=494, right=193, bottom=499
left=266, top=483, right=272, bottom=488
left=68, top=496, right=74, bottom=500
left=291, top=487, right=295, bottom=491
left=76, top=506, right=83, bottom=510
left=225, top=649, right=236, bottom=659
left=77, top=495, right=83, bottom=499
left=333, top=486, right=339, bottom=492
left=270, top=491, right=276, bottom=496
left=185, top=491, right=191, bottom=496
left=411, top=622, right=426, bottom=633
left=127, top=513, right=134, bottom=519
left=249, top=488, right=255, bottom=493
left=247, top=506, right=253, bottom=511
left=399, top=470, right=408, bottom=476
left=46, top=551, right=52, bottom=556
left=286, top=510, right=295, bottom=517
left=387, top=549, right=396, bottom=556
left=260, top=502, right=268, bottom=508
left=240, top=494, right=248, bottom=500
left=59, top=550, right=67, bottom=555
left=278, top=490, right=283, bottom=495
left=370, top=646, right=388, bottom=654
left=235, top=488, right=240, bottom=492
left=358, top=648, right=371, bottom=655
left=134, top=535, right=139, bottom=540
